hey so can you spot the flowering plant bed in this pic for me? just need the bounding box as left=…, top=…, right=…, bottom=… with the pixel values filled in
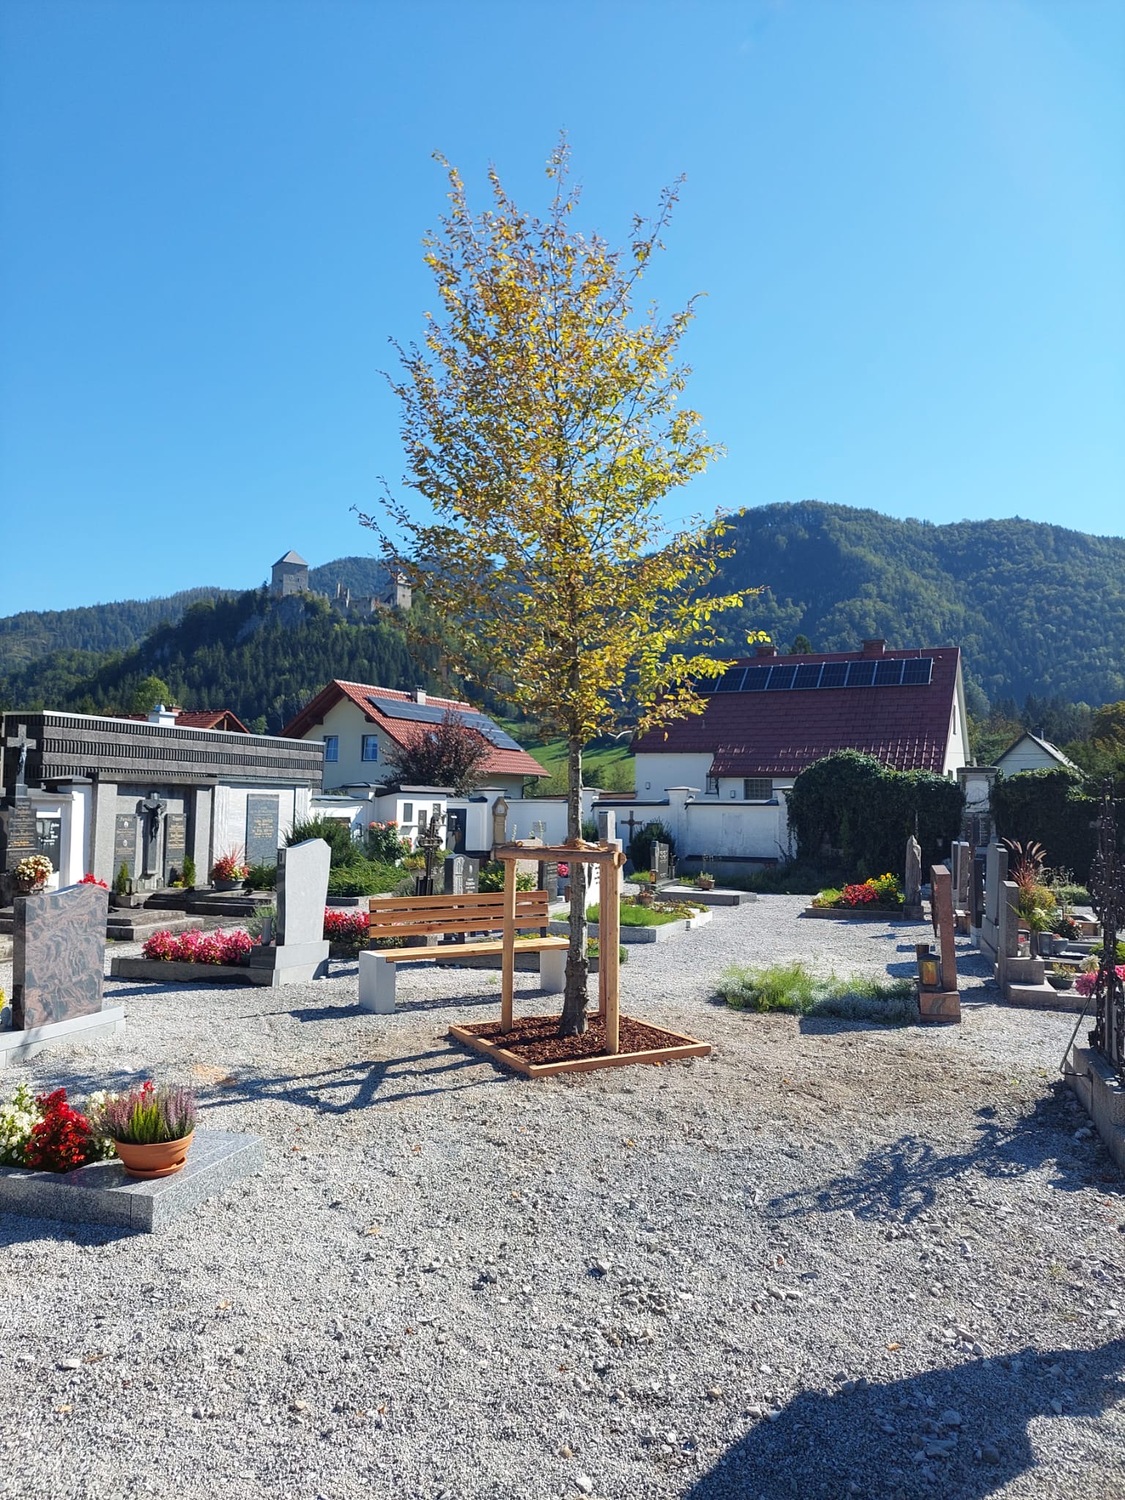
left=142, top=928, right=252, bottom=964
left=323, top=908, right=370, bottom=956
left=806, top=873, right=915, bottom=920
left=449, top=1014, right=711, bottom=1077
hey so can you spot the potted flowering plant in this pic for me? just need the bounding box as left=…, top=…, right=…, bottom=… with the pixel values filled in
left=210, top=848, right=249, bottom=891
left=14, top=854, right=53, bottom=894
left=91, top=1080, right=197, bottom=1179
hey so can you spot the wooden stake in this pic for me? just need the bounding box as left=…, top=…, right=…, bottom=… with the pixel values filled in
left=500, top=855, right=517, bottom=1032
left=603, top=851, right=622, bottom=1055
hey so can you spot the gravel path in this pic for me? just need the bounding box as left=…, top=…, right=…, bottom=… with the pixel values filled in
left=1, top=897, right=1123, bottom=1500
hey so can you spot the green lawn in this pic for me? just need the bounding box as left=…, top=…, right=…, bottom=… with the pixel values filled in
left=501, top=727, right=635, bottom=793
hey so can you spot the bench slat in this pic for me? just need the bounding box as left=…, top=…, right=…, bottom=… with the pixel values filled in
left=371, top=935, right=568, bottom=964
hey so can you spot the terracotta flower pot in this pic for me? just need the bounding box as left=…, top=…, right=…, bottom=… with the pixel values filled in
left=113, top=1132, right=195, bottom=1180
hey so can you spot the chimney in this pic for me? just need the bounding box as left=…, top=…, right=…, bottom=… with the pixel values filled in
left=413, top=689, right=427, bottom=705
left=862, top=639, right=886, bottom=658
left=754, top=644, right=778, bottom=658
left=147, top=704, right=177, bottom=728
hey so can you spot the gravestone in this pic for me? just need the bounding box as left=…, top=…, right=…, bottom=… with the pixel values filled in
left=1, top=723, right=39, bottom=884
left=444, top=855, right=479, bottom=896
left=113, top=813, right=138, bottom=881
left=904, top=835, right=923, bottom=915
left=139, top=794, right=166, bottom=877
left=952, top=841, right=971, bottom=911
left=11, top=882, right=109, bottom=1029
left=651, top=840, right=671, bottom=881
left=35, top=815, right=61, bottom=872
left=970, top=850, right=986, bottom=935
left=164, top=813, right=187, bottom=883
left=979, top=844, right=1008, bottom=962
left=538, top=859, right=560, bottom=901
left=491, top=796, right=509, bottom=851
left=249, top=837, right=330, bottom=985
left=245, top=795, right=280, bottom=869
left=916, top=863, right=960, bottom=1023
left=595, top=809, right=616, bottom=845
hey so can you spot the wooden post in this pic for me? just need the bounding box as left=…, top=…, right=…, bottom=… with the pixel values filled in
left=500, top=855, right=517, bottom=1033
left=602, top=850, right=622, bottom=1055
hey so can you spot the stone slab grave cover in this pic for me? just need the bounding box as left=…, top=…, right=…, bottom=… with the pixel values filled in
left=248, top=836, right=330, bottom=985
left=0, top=1130, right=264, bottom=1232
left=3, top=881, right=124, bottom=1065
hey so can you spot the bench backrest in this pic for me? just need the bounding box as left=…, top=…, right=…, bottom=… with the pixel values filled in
left=368, top=889, right=552, bottom=941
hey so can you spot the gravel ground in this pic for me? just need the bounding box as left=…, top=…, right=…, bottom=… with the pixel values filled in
left=1, top=896, right=1123, bottom=1500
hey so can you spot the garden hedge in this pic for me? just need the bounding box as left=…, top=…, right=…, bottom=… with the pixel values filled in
left=992, top=767, right=1101, bottom=883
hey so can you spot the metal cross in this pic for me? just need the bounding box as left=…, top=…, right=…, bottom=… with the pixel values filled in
left=5, top=723, right=37, bottom=785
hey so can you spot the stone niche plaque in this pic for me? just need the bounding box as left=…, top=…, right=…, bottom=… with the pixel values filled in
left=164, top=813, right=187, bottom=882
left=113, top=813, right=138, bottom=879
left=4, top=793, right=38, bottom=864
left=245, top=795, right=280, bottom=869
left=12, top=882, right=110, bottom=1030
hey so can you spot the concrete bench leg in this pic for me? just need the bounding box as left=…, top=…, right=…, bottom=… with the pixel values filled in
left=359, top=951, right=397, bottom=1014
left=539, top=948, right=566, bottom=995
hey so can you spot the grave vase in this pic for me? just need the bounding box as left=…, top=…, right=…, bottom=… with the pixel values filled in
left=113, top=1132, right=194, bottom=1180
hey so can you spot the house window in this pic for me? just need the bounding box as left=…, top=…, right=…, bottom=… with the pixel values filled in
left=361, top=735, right=380, bottom=762
left=402, top=803, right=414, bottom=825
left=705, top=775, right=719, bottom=796
left=323, top=735, right=338, bottom=763
left=743, top=778, right=773, bottom=801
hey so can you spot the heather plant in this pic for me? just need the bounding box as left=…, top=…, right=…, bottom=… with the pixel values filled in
left=93, top=1080, right=197, bottom=1145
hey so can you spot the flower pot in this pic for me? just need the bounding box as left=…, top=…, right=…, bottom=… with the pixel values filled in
left=1046, top=972, right=1074, bottom=993
left=697, top=877, right=715, bottom=891
left=113, top=1132, right=194, bottom=1180
left=212, top=879, right=243, bottom=893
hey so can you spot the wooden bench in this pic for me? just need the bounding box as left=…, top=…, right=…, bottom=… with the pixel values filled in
left=358, top=890, right=569, bottom=1014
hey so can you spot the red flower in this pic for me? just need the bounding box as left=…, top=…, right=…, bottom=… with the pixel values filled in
left=26, top=1088, right=95, bottom=1173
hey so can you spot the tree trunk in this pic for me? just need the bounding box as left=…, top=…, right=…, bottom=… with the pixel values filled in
left=558, top=734, right=589, bottom=1036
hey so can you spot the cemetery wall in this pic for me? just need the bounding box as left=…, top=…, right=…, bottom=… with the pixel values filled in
left=634, top=750, right=712, bottom=797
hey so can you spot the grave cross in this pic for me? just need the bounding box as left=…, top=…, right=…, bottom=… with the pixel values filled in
left=5, top=723, right=37, bottom=787
left=621, top=810, right=644, bottom=844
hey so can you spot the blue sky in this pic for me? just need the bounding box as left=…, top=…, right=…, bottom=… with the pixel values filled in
left=1, top=0, right=1121, bottom=615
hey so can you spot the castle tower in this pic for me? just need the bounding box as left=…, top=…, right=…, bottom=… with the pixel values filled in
left=271, top=550, right=309, bottom=598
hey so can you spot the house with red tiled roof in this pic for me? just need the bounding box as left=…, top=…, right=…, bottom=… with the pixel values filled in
left=619, top=640, right=968, bottom=864
left=124, top=705, right=252, bottom=734
left=281, top=680, right=545, bottom=797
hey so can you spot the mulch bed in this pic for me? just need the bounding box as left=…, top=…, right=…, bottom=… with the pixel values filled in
left=450, top=1013, right=712, bottom=1076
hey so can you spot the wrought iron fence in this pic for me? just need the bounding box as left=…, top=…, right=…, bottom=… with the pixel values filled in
left=1088, top=782, right=1125, bottom=1082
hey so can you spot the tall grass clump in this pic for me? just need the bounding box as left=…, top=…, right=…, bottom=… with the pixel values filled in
left=716, top=962, right=917, bottom=1024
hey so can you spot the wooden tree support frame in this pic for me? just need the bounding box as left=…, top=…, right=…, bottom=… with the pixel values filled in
left=447, top=841, right=712, bottom=1075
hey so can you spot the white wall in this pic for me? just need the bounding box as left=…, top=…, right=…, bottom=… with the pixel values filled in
left=633, top=750, right=711, bottom=796
left=995, top=739, right=1068, bottom=776
left=211, top=784, right=308, bottom=870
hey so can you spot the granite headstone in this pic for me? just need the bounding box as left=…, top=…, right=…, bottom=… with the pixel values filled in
left=276, top=838, right=331, bottom=946
left=245, top=795, right=280, bottom=869
left=11, top=882, right=109, bottom=1030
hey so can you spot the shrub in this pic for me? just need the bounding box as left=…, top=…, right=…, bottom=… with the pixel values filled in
left=478, top=861, right=535, bottom=893
left=287, top=816, right=362, bottom=868
left=787, top=751, right=963, bottom=876
left=323, top=908, right=370, bottom=952
left=245, top=862, right=277, bottom=890
left=993, top=768, right=1101, bottom=885
left=114, top=861, right=131, bottom=896
left=366, top=821, right=411, bottom=864
left=626, top=820, right=675, bottom=872
left=326, top=860, right=407, bottom=897
left=182, top=856, right=197, bottom=889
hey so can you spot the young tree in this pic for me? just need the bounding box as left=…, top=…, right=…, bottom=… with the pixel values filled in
left=385, top=709, right=492, bottom=795
left=360, top=143, right=753, bottom=1035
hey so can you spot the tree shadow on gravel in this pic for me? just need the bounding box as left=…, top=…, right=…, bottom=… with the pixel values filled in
left=683, top=1339, right=1125, bottom=1500
left=766, top=1090, right=1123, bottom=1224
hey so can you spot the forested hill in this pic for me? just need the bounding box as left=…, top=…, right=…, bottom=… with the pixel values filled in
left=710, top=503, right=1125, bottom=710
left=2, top=506, right=1124, bottom=725
left=0, top=586, right=231, bottom=675
left=0, top=589, right=420, bottom=734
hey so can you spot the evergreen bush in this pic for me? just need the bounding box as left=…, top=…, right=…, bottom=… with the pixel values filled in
left=992, top=768, right=1100, bottom=884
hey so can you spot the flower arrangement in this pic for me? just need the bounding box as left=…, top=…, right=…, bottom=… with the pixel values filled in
left=366, top=820, right=412, bottom=864
left=1075, top=964, right=1125, bottom=999
left=92, top=1080, right=196, bottom=1146
left=323, top=908, right=370, bottom=952
left=211, top=849, right=249, bottom=883
left=814, top=873, right=904, bottom=910
left=0, top=1084, right=116, bottom=1172
left=14, top=854, right=53, bottom=893
left=142, top=928, right=253, bottom=965
left=79, top=872, right=108, bottom=888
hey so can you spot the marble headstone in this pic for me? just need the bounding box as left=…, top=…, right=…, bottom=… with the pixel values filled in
left=11, top=882, right=109, bottom=1030
left=276, top=838, right=330, bottom=946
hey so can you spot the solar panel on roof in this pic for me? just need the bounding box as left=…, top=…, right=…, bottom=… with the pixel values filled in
left=766, top=664, right=797, bottom=691
left=874, top=659, right=905, bottom=687
left=846, top=660, right=877, bottom=687
left=701, top=655, right=936, bottom=694
left=368, top=697, right=526, bottom=752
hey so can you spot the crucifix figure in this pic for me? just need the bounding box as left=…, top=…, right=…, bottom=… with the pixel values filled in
left=139, top=793, right=166, bottom=876
left=5, top=723, right=37, bottom=788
